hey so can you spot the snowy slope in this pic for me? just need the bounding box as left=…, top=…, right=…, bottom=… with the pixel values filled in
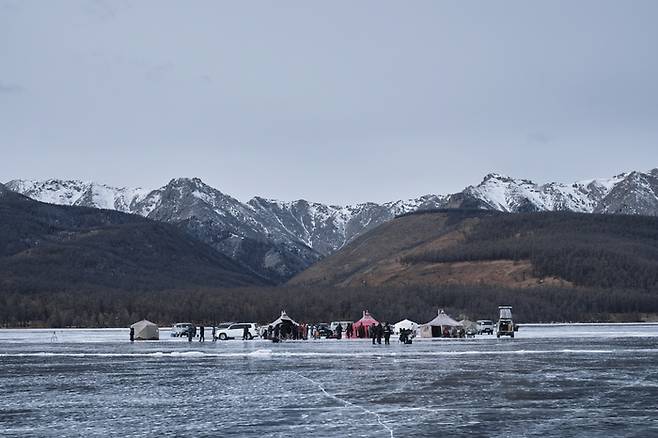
left=5, top=179, right=150, bottom=212
left=458, top=171, right=658, bottom=214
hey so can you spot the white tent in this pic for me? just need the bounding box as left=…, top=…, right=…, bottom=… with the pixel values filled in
left=270, top=310, right=299, bottom=327
left=131, top=319, right=159, bottom=340
left=459, top=319, right=477, bottom=332
left=393, top=319, right=418, bottom=335
left=419, top=309, right=461, bottom=338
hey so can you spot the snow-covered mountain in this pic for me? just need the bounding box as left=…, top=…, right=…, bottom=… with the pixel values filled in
left=455, top=170, right=658, bottom=215
left=6, top=168, right=658, bottom=282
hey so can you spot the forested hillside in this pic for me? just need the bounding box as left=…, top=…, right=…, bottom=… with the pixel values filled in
left=3, top=200, right=658, bottom=327
left=0, top=186, right=268, bottom=295
left=291, top=209, right=658, bottom=291
left=400, top=211, right=658, bottom=290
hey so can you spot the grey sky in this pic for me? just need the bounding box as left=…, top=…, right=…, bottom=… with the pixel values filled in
left=2, top=0, right=658, bottom=204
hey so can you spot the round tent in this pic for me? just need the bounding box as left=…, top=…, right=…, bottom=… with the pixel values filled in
left=419, top=309, right=460, bottom=338
left=270, top=310, right=299, bottom=339
left=352, top=310, right=379, bottom=338
left=130, top=319, right=159, bottom=340
left=394, top=319, right=418, bottom=335
left=459, top=319, right=477, bottom=333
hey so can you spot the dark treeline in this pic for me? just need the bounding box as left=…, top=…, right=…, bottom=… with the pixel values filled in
left=401, top=212, right=658, bottom=290
left=2, top=284, right=657, bottom=328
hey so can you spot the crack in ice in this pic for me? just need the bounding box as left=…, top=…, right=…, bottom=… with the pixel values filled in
left=292, top=371, right=394, bottom=438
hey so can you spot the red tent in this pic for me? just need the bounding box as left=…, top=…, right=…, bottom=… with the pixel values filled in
left=352, top=310, right=379, bottom=338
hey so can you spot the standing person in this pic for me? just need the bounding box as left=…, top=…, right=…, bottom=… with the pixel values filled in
left=383, top=323, right=391, bottom=345
left=274, top=324, right=280, bottom=341
left=358, top=325, right=365, bottom=339
left=187, top=327, right=194, bottom=343
left=336, top=323, right=343, bottom=340
left=371, top=323, right=377, bottom=345
left=130, top=327, right=134, bottom=343
left=199, top=325, right=205, bottom=342
left=346, top=323, right=353, bottom=339
left=243, top=325, right=250, bottom=340
left=376, top=323, right=383, bottom=345
left=212, top=326, right=217, bottom=342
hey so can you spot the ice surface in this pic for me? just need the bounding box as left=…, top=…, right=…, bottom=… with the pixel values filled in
left=1, top=324, right=658, bottom=437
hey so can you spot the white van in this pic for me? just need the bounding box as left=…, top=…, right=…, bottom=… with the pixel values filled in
left=330, top=321, right=352, bottom=332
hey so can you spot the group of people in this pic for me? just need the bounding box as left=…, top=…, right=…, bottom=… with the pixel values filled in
left=366, top=322, right=393, bottom=345
left=165, top=322, right=416, bottom=344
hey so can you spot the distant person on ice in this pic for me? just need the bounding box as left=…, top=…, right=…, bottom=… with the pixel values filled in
left=383, top=322, right=391, bottom=345
left=376, top=323, right=383, bottom=344
left=188, top=327, right=194, bottom=342
left=243, top=325, right=250, bottom=340
left=199, top=325, right=205, bottom=342
left=346, top=323, right=353, bottom=339
left=212, top=326, right=217, bottom=342
left=130, top=327, right=134, bottom=343
left=371, top=323, right=377, bottom=345
left=335, top=323, right=343, bottom=340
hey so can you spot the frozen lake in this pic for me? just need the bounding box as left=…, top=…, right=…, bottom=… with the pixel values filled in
left=1, top=324, right=658, bottom=437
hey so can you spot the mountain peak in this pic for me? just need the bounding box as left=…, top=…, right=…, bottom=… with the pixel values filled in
left=481, top=172, right=514, bottom=184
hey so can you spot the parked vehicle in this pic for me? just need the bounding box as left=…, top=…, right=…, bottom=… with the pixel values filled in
left=171, top=323, right=195, bottom=337
left=476, top=320, right=495, bottom=335
left=496, top=306, right=517, bottom=338
left=314, top=323, right=335, bottom=338
left=330, top=321, right=352, bottom=332
left=216, top=323, right=259, bottom=340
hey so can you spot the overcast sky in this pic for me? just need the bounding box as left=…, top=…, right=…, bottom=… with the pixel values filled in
left=2, top=1, right=658, bottom=203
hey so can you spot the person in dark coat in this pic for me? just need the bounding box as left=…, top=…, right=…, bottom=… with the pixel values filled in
left=273, top=324, right=280, bottom=340
left=199, top=325, right=205, bottom=342
left=371, top=324, right=377, bottom=345
left=187, top=327, right=194, bottom=342
left=358, top=325, right=365, bottom=339
left=383, top=323, right=391, bottom=345
left=335, top=323, right=343, bottom=340
left=346, top=323, right=353, bottom=339
left=212, top=326, right=217, bottom=342
left=243, top=325, right=250, bottom=340
left=376, top=323, right=383, bottom=345
left=130, top=327, right=134, bottom=343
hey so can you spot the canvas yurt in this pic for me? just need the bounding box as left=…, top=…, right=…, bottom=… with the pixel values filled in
left=351, top=310, right=379, bottom=338
left=130, top=319, right=159, bottom=340
left=419, top=309, right=460, bottom=338
left=394, top=319, right=419, bottom=335
left=270, top=310, right=299, bottom=339
left=459, top=319, right=477, bottom=333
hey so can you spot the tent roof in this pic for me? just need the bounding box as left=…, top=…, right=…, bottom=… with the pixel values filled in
left=421, top=309, right=460, bottom=327
left=131, top=319, right=157, bottom=330
left=394, top=319, right=418, bottom=326
left=352, top=310, right=378, bottom=327
left=270, top=310, right=299, bottom=327
left=459, top=319, right=477, bottom=329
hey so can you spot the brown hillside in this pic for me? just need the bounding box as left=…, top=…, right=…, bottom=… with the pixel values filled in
left=289, top=210, right=575, bottom=288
